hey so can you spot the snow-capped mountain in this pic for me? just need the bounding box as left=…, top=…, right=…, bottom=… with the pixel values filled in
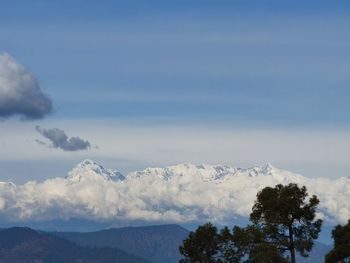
left=0, top=160, right=349, bottom=225
left=127, top=162, right=302, bottom=184
left=66, top=159, right=125, bottom=182
left=128, top=163, right=236, bottom=182
left=64, top=160, right=300, bottom=184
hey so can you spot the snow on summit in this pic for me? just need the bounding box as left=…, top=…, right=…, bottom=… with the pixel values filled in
left=0, top=160, right=349, bottom=224
left=66, top=159, right=125, bottom=182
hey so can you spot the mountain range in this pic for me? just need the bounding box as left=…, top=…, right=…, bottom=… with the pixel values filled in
left=0, top=159, right=349, bottom=231
left=0, top=159, right=349, bottom=228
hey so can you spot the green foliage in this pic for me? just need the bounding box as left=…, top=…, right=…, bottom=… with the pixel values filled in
left=325, top=219, right=350, bottom=263
left=179, top=223, right=222, bottom=263
left=227, top=225, right=287, bottom=263
left=248, top=243, right=288, bottom=263
left=179, top=184, right=322, bottom=263
left=179, top=223, right=287, bottom=263
left=218, top=226, right=245, bottom=263
left=250, top=184, right=323, bottom=263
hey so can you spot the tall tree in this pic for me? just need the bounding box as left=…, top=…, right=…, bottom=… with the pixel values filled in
left=250, top=183, right=323, bottom=263
left=179, top=184, right=322, bottom=263
left=218, top=226, right=247, bottom=263
left=325, top=219, right=350, bottom=263
left=180, top=223, right=289, bottom=263
left=230, top=225, right=287, bottom=263
left=179, top=223, right=222, bottom=263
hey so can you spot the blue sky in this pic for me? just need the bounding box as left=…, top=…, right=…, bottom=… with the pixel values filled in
left=1, top=1, right=350, bottom=182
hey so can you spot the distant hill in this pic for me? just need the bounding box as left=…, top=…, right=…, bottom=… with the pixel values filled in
left=0, top=227, right=150, bottom=263
left=52, top=224, right=331, bottom=263
left=0, top=218, right=112, bottom=232
left=53, top=225, right=331, bottom=263
left=0, top=224, right=333, bottom=263
left=53, top=224, right=189, bottom=263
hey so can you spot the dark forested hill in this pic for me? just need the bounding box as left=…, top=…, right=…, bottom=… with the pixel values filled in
left=53, top=224, right=189, bottom=263
left=0, top=225, right=331, bottom=263
left=0, top=227, right=150, bottom=263
left=53, top=224, right=331, bottom=263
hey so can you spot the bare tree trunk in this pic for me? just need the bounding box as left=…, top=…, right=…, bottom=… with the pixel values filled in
left=289, top=226, right=296, bottom=263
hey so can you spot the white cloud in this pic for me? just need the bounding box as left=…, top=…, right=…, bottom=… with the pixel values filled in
left=0, top=161, right=349, bottom=225
left=0, top=53, right=52, bottom=119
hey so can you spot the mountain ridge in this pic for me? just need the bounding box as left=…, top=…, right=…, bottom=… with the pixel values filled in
left=0, top=160, right=349, bottom=226
left=0, top=227, right=151, bottom=263
left=66, top=159, right=303, bottom=183
left=51, top=224, right=331, bottom=263
left=53, top=224, right=189, bottom=263
left=0, top=225, right=332, bottom=263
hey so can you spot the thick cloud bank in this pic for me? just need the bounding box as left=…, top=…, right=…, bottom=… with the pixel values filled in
left=0, top=53, right=52, bottom=119
left=0, top=160, right=349, bottom=225
left=36, top=126, right=91, bottom=151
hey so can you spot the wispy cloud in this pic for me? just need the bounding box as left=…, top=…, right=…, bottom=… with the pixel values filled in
left=0, top=53, right=52, bottom=119
left=35, top=125, right=91, bottom=151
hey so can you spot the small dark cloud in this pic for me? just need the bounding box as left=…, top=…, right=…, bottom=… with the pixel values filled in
left=35, top=126, right=91, bottom=151
left=34, top=139, right=47, bottom=146
left=0, top=53, right=52, bottom=119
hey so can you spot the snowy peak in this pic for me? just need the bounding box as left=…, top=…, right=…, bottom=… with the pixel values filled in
left=235, top=163, right=275, bottom=177
left=1, top=159, right=349, bottom=225
left=127, top=163, right=236, bottom=182
left=126, top=162, right=290, bottom=183
left=65, top=160, right=301, bottom=185
left=66, top=159, right=125, bottom=182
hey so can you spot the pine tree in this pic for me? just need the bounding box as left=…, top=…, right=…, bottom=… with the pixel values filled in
left=325, top=219, right=350, bottom=263
left=179, top=223, right=222, bottom=263
left=250, top=183, right=323, bottom=263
